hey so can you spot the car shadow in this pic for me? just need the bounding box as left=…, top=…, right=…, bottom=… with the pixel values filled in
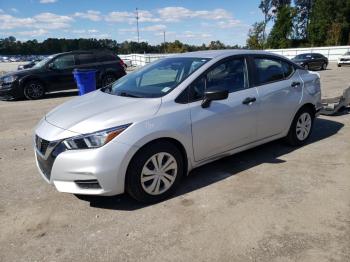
left=75, top=117, right=344, bottom=211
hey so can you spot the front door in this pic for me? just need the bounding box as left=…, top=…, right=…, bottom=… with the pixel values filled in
left=189, top=56, right=258, bottom=161
left=47, top=54, right=77, bottom=91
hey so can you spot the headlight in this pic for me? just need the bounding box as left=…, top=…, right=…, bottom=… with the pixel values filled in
left=3, top=75, right=18, bottom=84
left=62, top=124, right=131, bottom=150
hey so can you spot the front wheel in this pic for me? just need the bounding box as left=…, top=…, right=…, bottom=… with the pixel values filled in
left=23, top=80, right=45, bottom=100
left=322, top=63, right=327, bottom=70
left=286, top=107, right=314, bottom=146
left=126, top=141, right=184, bottom=203
left=304, top=64, right=309, bottom=70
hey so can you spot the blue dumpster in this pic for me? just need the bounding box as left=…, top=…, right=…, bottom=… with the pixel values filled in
left=73, top=69, right=97, bottom=95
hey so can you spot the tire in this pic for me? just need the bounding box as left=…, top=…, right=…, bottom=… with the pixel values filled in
left=322, top=63, right=327, bottom=70
left=101, top=74, right=116, bottom=87
left=338, top=64, right=341, bottom=67
left=286, top=107, right=314, bottom=146
left=304, top=64, right=309, bottom=70
left=23, top=80, right=45, bottom=100
left=126, top=141, right=184, bottom=203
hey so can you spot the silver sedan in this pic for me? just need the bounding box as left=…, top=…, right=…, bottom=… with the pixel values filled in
left=34, top=50, right=322, bottom=203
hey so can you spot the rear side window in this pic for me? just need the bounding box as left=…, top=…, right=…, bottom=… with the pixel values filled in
left=77, top=53, right=96, bottom=64
left=96, top=53, right=117, bottom=62
left=282, top=61, right=294, bottom=78
left=254, top=58, right=284, bottom=84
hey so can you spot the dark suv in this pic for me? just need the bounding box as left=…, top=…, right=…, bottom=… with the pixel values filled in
left=0, top=50, right=126, bottom=100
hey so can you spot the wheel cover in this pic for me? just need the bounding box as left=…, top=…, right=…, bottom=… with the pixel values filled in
left=140, top=152, right=178, bottom=195
left=26, top=83, right=44, bottom=98
left=296, top=112, right=312, bottom=141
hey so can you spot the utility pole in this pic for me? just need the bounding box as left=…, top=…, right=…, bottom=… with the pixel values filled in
left=136, top=8, right=140, bottom=43
left=163, top=31, right=166, bottom=53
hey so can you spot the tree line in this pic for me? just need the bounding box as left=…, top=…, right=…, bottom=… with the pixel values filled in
left=0, top=37, right=241, bottom=55
left=247, top=0, right=350, bottom=49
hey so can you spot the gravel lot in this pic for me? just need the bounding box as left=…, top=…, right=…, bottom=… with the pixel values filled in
left=0, top=63, right=349, bottom=262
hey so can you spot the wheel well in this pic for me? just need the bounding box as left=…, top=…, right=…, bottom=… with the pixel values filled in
left=298, top=103, right=316, bottom=118
left=127, top=137, right=189, bottom=177
left=21, top=77, right=46, bottom=91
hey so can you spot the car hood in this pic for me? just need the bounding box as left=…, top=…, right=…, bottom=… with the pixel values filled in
left=1, top=67, right=42, bottom=78
left=340, top=55, right=350, bottom=59
left=45, top=90, right=162, bottom=134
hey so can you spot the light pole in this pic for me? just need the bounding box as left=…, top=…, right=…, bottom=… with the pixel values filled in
left=163, top=31, right=166, bottom=53
left=136, top=8, right=140, bottom=43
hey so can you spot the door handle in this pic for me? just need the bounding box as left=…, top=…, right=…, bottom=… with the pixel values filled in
left=291, top=81, right=301, bottom=88
left=242, top=97, right=256, bottom=105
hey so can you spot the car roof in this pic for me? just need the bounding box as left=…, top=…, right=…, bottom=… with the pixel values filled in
left=168, top=49, right=288, bottom=60
left=54, top=50, right=116, bottom=56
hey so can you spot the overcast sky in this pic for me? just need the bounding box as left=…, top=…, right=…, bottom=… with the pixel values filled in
left=0, top=0, right=264, bottom=45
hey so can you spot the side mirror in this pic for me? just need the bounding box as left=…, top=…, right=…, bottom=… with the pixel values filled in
left=201, top=89, right=229, bottom=108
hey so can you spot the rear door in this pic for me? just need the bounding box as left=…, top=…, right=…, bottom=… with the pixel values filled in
left=189, top=56, right=259, bottom=161
left=251, top=56, right=302, bottom=140
left=47, top=54, right=77, bottom=91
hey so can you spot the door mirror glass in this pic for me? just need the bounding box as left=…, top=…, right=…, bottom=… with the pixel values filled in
left=201, top=89, right=228, bottom=108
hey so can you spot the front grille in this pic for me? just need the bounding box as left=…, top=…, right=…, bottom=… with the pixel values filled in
left=75, top=180, right=102, bottom=189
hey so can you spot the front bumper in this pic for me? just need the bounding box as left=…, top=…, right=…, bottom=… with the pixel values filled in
left=0, top=81, right=22, bottom=100
left=34, top=120, right=139, bottom=196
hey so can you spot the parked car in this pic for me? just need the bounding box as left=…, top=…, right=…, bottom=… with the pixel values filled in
left=0, top=50, right=126, bottom=100
left=17, top=59, right=41, bottom=70
left=34, top=50, right=322, bottom=203
left=291, top=53, right=328, bottom=70
left=337, top=51, right=350, bottom=67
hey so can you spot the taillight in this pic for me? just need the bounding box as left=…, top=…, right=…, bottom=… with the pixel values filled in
left=119, top=59, right=126, bottom=68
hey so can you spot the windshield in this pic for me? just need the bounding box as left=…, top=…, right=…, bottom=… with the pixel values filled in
left=103, top=57, right=210, bottom=98
left=295, top=54, right=311, bottom=59
left=344, top=52, right=350, bottom=56
left=33, top=56, right=53, bottom=68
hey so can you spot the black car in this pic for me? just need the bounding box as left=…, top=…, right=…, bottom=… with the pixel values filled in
left=0, top=50, right=126, bottom=100
left=291, top=53, right=328, bottom=70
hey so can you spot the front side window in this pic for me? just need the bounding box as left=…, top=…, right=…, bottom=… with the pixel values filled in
left=104, top=57, right=210, bottom=98
left=254, top=58, right=284, bottom=85
left=52, top=55, right=75, bottom=69
left=188, top=57, right=248, bottom=101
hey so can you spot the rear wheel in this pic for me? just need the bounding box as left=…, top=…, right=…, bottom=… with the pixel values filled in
left=126, top=141, right=184, bottom=203
left=101, top=74, right=116, bottom=87
left=23, top=80, right=45, bottom=100
left=286, top=107, right=314, bottom=146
